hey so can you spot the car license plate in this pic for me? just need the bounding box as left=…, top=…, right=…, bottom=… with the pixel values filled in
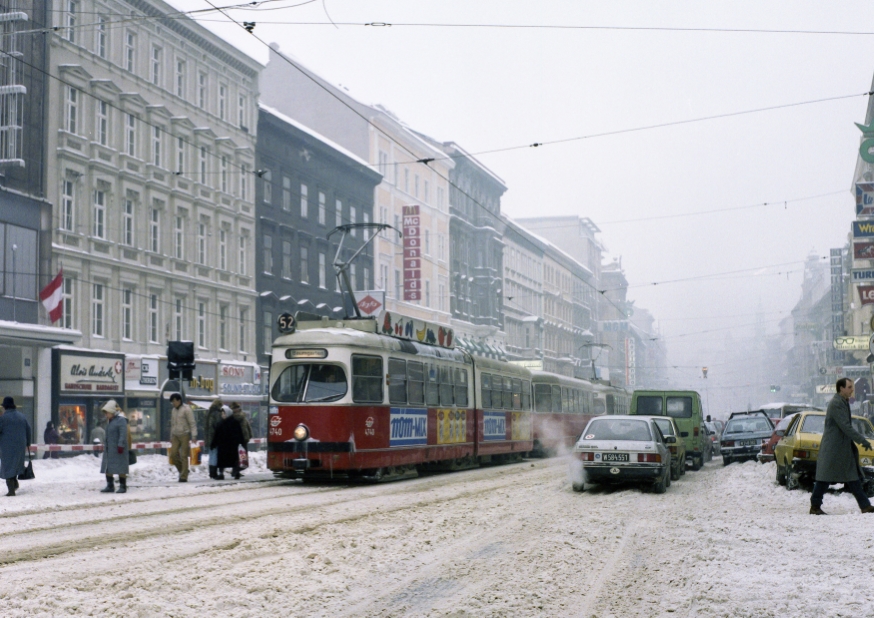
left=601, top=453, right=629, bottom=462
left=740, top=440, right=757, bottom=446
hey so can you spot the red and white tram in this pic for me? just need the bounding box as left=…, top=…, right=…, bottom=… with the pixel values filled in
left=268, top=312, right=533, bottom=480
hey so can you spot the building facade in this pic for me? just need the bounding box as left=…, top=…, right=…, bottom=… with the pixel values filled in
left=255, top=104, right=382, bottom=362
left=46, top=0, right=261, bottom=440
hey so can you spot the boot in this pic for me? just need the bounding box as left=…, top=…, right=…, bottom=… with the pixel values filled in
left=5, top=478, right=15, bottom=497
left=116, top=477, right=127, bottom=494
left=216, top=468, right=225, bottom=480
left=232, top=465, right=241, bottom=480
left=810, top=505, right=827, bottom=515
left=100, top=475, right=115, bottom=493
left=209, top=465, right=217, bottom=479
left=862, top=506, right=874, bottom=513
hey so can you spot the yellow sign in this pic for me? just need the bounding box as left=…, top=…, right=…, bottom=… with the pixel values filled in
left=511, top=411, right=532, bottom=441
left=833, top=337, right=869, bottom=351
left=437, top=409, right=467, bottom=444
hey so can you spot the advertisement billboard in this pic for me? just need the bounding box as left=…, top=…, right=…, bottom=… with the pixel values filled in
left=853, top=221, right=874, bottom=238
left=402, top=205, right=421, bottom=301
left=857, top=182, right=874, bottom=217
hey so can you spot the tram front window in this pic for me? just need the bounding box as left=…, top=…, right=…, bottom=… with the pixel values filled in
left=272, top=364, right=348, bottom=403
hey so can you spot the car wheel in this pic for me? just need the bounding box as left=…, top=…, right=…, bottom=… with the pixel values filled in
left=572, top=482, right=585, bottom=493
left=680, top=461, right=686, bottom=476
left=653, top=468, right=668, bottom=494
left=691, top=455, right=703, bottom=471
left=776, top=463, right=787, bottom=485
left=786, top=472, right=800, bottom=491
left=723, top=456, right=732, bottom=466
left=864, top=480, right=874, bottom=498
left=670, top=464, right=680, bottom=481
left=666, top=469, right=672, bottom=488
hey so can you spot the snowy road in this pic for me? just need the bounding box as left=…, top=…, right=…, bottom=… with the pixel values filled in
left=2, top=454, right=874, bottom=617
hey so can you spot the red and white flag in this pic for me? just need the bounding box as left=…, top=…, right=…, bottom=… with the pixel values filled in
left=39, top=270, right=63, bottom=323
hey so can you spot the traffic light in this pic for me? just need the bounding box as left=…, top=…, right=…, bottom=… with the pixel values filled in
left=167, top=341, right=195, bottom=380
left=702, top=367, right=708, bottom=379
left=770, top=385, right=781, bottom=393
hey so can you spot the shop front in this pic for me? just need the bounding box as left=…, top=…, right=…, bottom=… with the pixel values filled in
left=123, top=355, right=161, bottom=442
left=217, top=361, right=268, bottom=439
left=52, top=349, right=125, bottom=445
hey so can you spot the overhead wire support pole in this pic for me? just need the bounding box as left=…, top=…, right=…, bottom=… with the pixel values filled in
left=328, top=223, right=400, bottom=319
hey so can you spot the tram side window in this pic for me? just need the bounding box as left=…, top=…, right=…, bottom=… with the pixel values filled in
left=511, top=378, right=522, bottom=410
left=502, top=377, right=513, bottom=409
left=562, top=388, right=570, bottom=413
left=352, top=355, right=383, bottom=403
left=522, top=380, right=531, bottom=410
left=388, top=358, right=407, bottom=405
left=407, top=361, right=425, bottom=405
left=534, top=384, right=552, bottom=413
left=439, top=365, right=454, bottom=406
left=574, top=390, right=581, bottom=414
left=552, top=385, right=562, bottom=413
left=481, top=373, right=492, bottom=408
left=425, top=364, right=439, bottom=406
left=491, top=376, right=504, bottom=410
left=454, top=368, right=469, bottom=407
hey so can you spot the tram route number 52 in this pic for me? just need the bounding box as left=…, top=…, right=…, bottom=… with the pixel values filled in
left=277, top=312, right=296, bottom=334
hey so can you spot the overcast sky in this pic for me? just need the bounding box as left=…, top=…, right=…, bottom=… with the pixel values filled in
left=174, top=0, right=874, bottom=407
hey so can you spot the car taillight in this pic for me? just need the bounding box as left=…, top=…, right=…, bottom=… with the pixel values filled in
left=793, top=449, right=811, bottom=459
left=637, top=453, right=661, bottom=463
left=694, top=426, right=700, bottom=437
left=576, top=452, right=595, bottom=461
left=723, top=440, right=735, bottom=447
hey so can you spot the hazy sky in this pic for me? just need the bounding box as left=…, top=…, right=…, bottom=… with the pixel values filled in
left=173, top=0, right=874, bottom=403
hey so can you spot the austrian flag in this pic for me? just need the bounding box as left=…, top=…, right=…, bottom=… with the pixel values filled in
left=39, top=270, right=63, bottom=323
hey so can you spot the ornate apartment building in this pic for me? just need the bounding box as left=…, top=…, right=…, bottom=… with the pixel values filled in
left=47, top=0, right=261, bottom=360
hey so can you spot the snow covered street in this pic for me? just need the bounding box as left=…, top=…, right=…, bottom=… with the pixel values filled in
left=2, top=455, right=874, bottom=617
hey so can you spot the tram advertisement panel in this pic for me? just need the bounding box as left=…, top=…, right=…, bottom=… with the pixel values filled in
left=389, top=408, right=428, bottom=446
left=511, top=411, right=532, bottom=441
left=437, top=409, right=467, bottom=444
left=483, top=411, right=507, bottom=441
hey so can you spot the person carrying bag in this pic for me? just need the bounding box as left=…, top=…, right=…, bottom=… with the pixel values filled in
left=0, top=397, right=33, bottom=497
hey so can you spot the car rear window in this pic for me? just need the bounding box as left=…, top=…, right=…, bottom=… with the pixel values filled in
left=666, top=397, right=693, bottom=419
left=725, top=418, right=772, bottom=434
left=635, top=396, right=663, bottom=415
left=584, top=419, right=652, bottom=441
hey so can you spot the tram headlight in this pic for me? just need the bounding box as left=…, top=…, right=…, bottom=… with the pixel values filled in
left=293, top=424, right=309, bottom=441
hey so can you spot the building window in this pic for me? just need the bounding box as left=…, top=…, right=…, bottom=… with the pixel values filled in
left=65, top=87, right=78, bottom=134
left=424, top=230, right=430, bottom=255
left=199, top=146, right=208, bottom=184
left=437, top=187, right=444, bottom=211
left=197, top=222, right=207, bottom=265
left=219, top=229, right=227, bottom=270
left=95, top=100, right=108, bottom=146
left=350, top=206, right=357, bottom=236
left=335, top=199, right=343, bottom=227
left=174, top=216, right=183, bottom=259
left=239, top=308, right=247, bottom=352
left=62, top=277, right=75, bottom=329
left=300, top=184, right=308, bottom=218
left=150, top=208, right=160, bottom=253
left=404, top=168, right=409, bottom=193
left=175, top=59, right=186, bottom=98
left=380, top=264, right=388, bottom=292
left=282, top=240, right=292, bottom=279
left=148, top=293, right=159, bottom=342
left=318, top=192, right=326, bottom=226
left=125, top=30, right=136, bottom=73
left=92, top=283, right=105, bottom=337
left=277, top=176, right=288, bottom=210
left=318, top=252, right=326, bottom=288
left=363, top=267, right=370, bottom=290
left=151, top=46, right=162, bottom=86
left=61, top=178, right=75, bottom=231
left=122, top=288, right=133, bottom=340
left=350, top=264, right=356, bottom=290
left=263, top=234, right=273, bottom=275
left=300, top=246, right=309, bottom=283
left=174, top=298, right=184, bottom=341
left=438, top=234, right=444, bottom=261
left=423, top=180, right=429, bottom=204
left=240, top=164, right=248, bottom=201
left=198, top=72, right=207, bottom=110
left=238, top=92, right=248, bottom=129
left=219, top=305, right=227, bottom=349
left=239, top=236, right=247, bottom=275
left=394, top=270, right=401, bottom=299
left=92, top=189, right=106, bottom=239
left=198, top=302, right=206, bottom=348
left=220, top=156, right=228, bottom=193
left=96, top=16, right=107, bottom=57
left=153, top=127, right=162, bottom=167
left=425, top=281, right=430, bottom=307
left=125, top=114, right=136, bottom=157
left=65, top=1, right=77, bottom=43
left=122, top=199, right=134, bottom=246
left=176, top=137, right=185, bottom=175
left=414, top=174, right=419, bottom=198
left=263, top=310, right=273, bottom=354
left=363, top=213, right=370, bottom=239
left=378, top=150, right=388, bottom=176
left=218, top=83, right=227, bottom=121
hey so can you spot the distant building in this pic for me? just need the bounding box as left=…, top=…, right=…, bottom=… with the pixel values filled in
left=255, top=105, right=382, bottom=361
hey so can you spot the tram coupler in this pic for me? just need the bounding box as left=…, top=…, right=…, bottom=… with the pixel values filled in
left=292, top=458, right=310, bottom=471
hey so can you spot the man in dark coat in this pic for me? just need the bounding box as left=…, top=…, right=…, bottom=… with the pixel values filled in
left=211, top=410, right=246, bottom=480
left=0, top=396, right=32, bottom=497
left=811, top=378, right=874, bottom=514
left=43, top=421, right=60, bottom=459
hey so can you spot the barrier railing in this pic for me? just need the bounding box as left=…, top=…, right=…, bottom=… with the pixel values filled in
left=28, top=438, right=267, bottom=453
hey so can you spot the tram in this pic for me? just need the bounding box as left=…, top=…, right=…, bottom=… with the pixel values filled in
left=267, top=311, right=533, bottom=481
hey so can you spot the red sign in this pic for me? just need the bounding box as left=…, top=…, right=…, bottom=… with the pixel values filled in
left=358, top=295, right=381, bottom=315
left=860, top=285, right=874, bottom=305
left=855, top=241, right=874, bottom=260
left=402, top=205, right=421, bottom=301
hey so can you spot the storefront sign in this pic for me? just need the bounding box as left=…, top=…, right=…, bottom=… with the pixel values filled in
left=600, top=320, right=629, bottom=332
left=857, top=183, right=874, bottom=216
left=853, top=221, right=874, bottom=238
left=402, top=205, right=421, bottom=301
left=854, top=241, right=874, bottom=260
left=816, top=384, right=837, bottom=394
left=125, top=357, right=159, bottom=387
left=60, top=354, right=123, bottom=394
left=860, top=285, right=874, bottom=305
left=218, top=363, right=262, bottom=396
left=852, top=269, right=874, bottom=282
left=833, top=336, right=870, bottom=351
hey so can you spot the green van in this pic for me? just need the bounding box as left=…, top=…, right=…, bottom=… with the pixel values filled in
left=630, top=390, right=706, bottom=470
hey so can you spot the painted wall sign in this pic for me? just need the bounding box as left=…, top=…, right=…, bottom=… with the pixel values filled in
left=389, top=408, right=428, bottom=446
left=853, top=221, right=874, bottom=238
left=60, top=354, right=124, bottom=394
left=858, top=182, right=874, bottom=216
left=483, top=410, right=507, bottom=441
left=402, top=205, right=421, bottom=301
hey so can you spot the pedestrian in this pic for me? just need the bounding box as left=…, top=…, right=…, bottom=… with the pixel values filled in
left=204, top=398, right=224, bottom=479
left=0, top=396, right=32, bottom=497
left=231, top=402, right=253, bottom=478
left=212, top=404, right=246, bottom=480
left=43, top=421, right=60, bottom=459
left=99, top=400, right=130, bottom=493
left=168, top=393, right=196, bottom=482
left=810, top=378, right=874, bottom=515
left=91, top=422, right=106, bottom=458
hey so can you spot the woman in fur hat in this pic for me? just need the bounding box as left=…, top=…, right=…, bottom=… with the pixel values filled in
left=99, top=400, right=130, bottom=493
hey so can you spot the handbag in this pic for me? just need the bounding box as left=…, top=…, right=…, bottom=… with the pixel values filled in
left=237, top=445, right=249, bottom=471
left=18, top=449, right=34, bottom=481
left=128, top=449, right=137, bottom=465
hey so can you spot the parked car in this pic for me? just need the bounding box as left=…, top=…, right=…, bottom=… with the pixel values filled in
left=774, top=411, right=874, bottom=494
left=569, top=415, right=674, bottom=494
left=652, top=416, right=686, bottom=481
left=757, top=413, right=799, bottom=464
left=720, top=411, right=774, bottom=465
